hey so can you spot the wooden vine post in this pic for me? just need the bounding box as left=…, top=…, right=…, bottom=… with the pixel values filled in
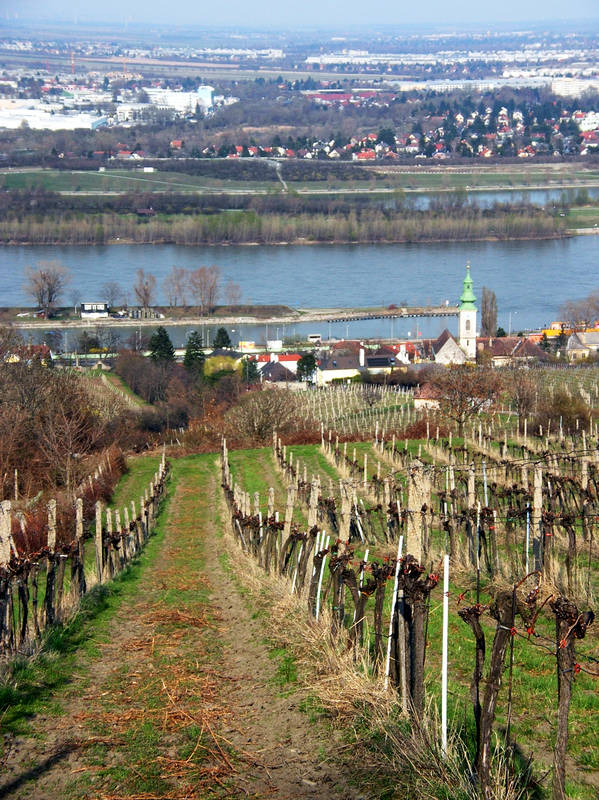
left=405, top=461, right=431, bottom=562
left=45, top=499, right=57, bottom=626
left=95, top=501, right=103, bottom=584
left=0, top=501, right=12, bottom=565
left=72, top=497, right=87, bottom=601
left=550, top=598, right=594, bottom=800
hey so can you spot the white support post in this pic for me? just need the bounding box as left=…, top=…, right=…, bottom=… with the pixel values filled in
left=384, top=535, right=404, bottom=691
left=441, top=553, right=450, bottom=758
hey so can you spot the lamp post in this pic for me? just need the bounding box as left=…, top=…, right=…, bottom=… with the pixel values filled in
left=508, top=311, right=518, bottom=336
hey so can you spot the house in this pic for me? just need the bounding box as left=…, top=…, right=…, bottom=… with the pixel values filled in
left=413, top=382, right=441, bottom=410
left=476, top=337, right=548, bottom=366
left=315, top=353, right=361, bottom=385
left=81, top=302, right=109, bottom=319
left=352, top=150, right=376, bottom=161
left=253, top=352, right=301, bottom=374
left=421, top=330, right=467, bottom=365
left=365, top=347, right=397, bottom=374
left=566, top=331, right=599, bottom=360
left=259, top=361, right=297, bottom=383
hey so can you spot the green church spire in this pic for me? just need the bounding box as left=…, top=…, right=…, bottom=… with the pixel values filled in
left=459, top=262, right=477, bottom=310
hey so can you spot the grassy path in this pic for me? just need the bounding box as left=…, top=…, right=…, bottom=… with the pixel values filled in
left=0, top=455, right=358, bottom=800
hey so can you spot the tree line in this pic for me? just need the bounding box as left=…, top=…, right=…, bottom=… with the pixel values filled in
left=1, top=206, right=564, bottom=246
left=21, top=261, right=240, bottom=316
left=0, top=187, right=398, bottom=218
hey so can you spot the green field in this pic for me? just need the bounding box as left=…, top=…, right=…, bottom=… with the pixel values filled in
left=566, top=205, right=599, bottom=228
left=4, top=165, right=599, bottom=197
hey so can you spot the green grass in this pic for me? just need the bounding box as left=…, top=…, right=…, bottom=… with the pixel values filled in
left=108, top=453, right=162, bottom=512
left=269, top=646, right=298, bottom=693
left=102, top=372, right=149, bottom=407
left=0, top=479, right=170, bottom=740
left=5, top=165, right=599, bottom=199
left=0, top=168, right=279, bottom=194
left=566, top=205, right=599, bottom=228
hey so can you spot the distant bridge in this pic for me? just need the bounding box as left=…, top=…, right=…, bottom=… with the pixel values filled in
left=296, top=305, right=460, bottom=325
left=10, top=305, right=461, bottom=331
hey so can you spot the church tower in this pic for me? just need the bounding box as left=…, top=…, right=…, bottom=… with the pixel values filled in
left=458, top=263, right=477, bottom=359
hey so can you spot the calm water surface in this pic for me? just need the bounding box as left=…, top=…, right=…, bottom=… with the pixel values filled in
left=1, top=236, right=597, bottom=343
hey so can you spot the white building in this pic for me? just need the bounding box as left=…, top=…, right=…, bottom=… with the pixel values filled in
left=81, top=302, right=109, bottom=319
left=145, top=85, right=214, bottom=115
left=0, top=99, right=107, bottom=130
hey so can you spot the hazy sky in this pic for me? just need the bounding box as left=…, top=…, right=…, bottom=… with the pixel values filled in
left=2, top=0, right=598, bottom=29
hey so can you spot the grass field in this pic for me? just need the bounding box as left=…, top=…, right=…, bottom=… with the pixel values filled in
left=566, top=205, right=599, bottom=228
left=4, top=165, right=599, bottom=197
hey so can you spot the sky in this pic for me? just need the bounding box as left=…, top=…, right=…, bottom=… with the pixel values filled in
left=1, top=0, right=598, bottom=29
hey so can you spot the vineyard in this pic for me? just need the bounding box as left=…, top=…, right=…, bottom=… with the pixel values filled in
left=1, top=378, right=599, bottom=799
left=0, top=449, right=167, bottom=653
left=218, top=381, right=599, bottom=800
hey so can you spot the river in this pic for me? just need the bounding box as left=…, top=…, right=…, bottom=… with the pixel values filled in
left=1, top=236, right=597, bottom=346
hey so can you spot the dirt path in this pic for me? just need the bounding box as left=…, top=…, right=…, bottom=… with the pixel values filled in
left=0, top=456, right=361, bottom=800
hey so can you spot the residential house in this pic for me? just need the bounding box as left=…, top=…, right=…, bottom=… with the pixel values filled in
left=259, top=361, right=297, bottom=383
left=476, top=337, right=548, bottom=366
left=315, top=352, right=361, bottom=385
left=566, top=331, right=599, bottom=360
left=420, top=329, right=467, bottom=365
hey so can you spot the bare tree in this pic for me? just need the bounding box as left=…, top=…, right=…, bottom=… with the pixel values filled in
left=224, top=279, right=242, bottom=307
left=23, top=261, right=70, bottom=317
left=504, top=366, right=538, bottom=433
left=189, top=265, right=220, bottom=315
left=431, top=366, right=504, bottom=437
left=102, top=280, right=123, bottom=309
left=69, top=287, right=82, bottom=314
left=133, top=268, right=156, bottom=308
left=163, top=266, right=188, bottom=308
left=0, top=326, right=24, bottom=360
left=224, top=388, right=304, bottom=443
left=37, top=380, right=104, bottom=490
left=561, top=288, right=599, bottom=328
left=481, top=286, right=497, bottom=337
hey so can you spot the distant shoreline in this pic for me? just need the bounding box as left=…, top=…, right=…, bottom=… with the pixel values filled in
left=0, top=232, right=572, bottom=247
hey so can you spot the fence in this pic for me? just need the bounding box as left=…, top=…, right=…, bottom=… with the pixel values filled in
left=0, top=452, right=168, bottom=659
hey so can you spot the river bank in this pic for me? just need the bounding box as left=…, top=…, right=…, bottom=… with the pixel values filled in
left=0, top=205, right=565, bottom=246
left=1, top=237, right=596, bottom=335
left=0, top=232, right=572, bottom=246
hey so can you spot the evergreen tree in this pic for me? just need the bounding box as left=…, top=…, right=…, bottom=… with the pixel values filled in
left=149, top=326, right=175, bottom=363
left=241, top=357, right=259, bottom=384
left=540, top=332, right=551, bottom=351
left=297, top=353, right=317, bottom=382
left=213, top=327, right=232, bottom=349
left=183, top=331, right=205, bottom=374
left=481, top=287, right=498, bottom=337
